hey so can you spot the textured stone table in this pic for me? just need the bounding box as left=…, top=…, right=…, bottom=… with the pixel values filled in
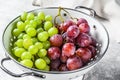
left=0, top=0, right=120, bottom=80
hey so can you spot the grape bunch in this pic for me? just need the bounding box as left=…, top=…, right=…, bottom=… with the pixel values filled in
left=11, top=11, right=58, bottom=71
left=11, top=11, right=97, bottom=71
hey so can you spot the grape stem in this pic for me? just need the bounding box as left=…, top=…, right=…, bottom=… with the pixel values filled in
left=54, top=7, right=75, bottom=26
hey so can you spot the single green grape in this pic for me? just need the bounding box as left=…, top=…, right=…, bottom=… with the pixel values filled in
left=43, top=65, right=50, bottom=71
left=27, top=12, right=34, bottom=20
left=23, top=38, right=33, bottom=49
left=36, top=28, right=44, bottom=33
left=38, top=49, right=47, bottom=57
left=14, top=48, right=26, bottom=57
left=24, top=20, right=30, bottom=25
left=34, top=16, right=42, bottom=25
left=29, top=20, right=37, bottom=28
left=23, top=34, right=31, bottom=39
left=17, top=33, right=25, bottom=39
left=45, top=15, right=52, bottom=21
left=42, top=41, right=51, bottom=49
left=25, top=24, right=33, bottom=31
left=20, top=59, right=33, bottom=68
left=31, top=38, right=38, bottom=44
left=35, top=42, right=43, bottom=49
left=44, top=21, right=52, bottom=31
left=12, top=28, right=21, bottom=37
left=21, top=11, right=27, bottom=21
left=48, top=27, right=58, bottom=37
left=15, top=39, right=23, bottom=48
left=21, top=52, right=32, bottom=60
left=38, top=12, right=45, bottom=20
left=26, top=28, right=37, bottom=37
left=28, top=45, right=38, bottom=55
left=37, top=31, right=49, bottom=42
left=17, top=21, right=25, bottom=31
left=35, top=58, right=47, bottom=70
left=42, top=56, right=50, bottom=64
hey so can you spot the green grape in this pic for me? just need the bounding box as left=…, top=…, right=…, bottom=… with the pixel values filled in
left=43, top=65, right=50, bottom=71
left=21, top=11, right=27, bottom=21
left=25, top=24, right=33, bottom=31
left=31, top=55, right=35, bottom=61
left=42, top=56, right=50, bottom=64
left=21, top=52, right=32, bottom=60
left=42, top=41, right=50, bottom=49
left=45, top=15, right=52, bottom=21
left=35, top=42, right=43, bottom=49
left=36, top=28, right=44, bottom=33
left=17, top=33, right=25, bottom=39
left=26, top=28, right=37, bottom=37
left=14, top=48, right=26, bottom=57
left=23, top=38, right=33, bottom=49
left=15, top=39, right=23, bottom=48
left=27, top=12, right=34, bottom=20
left=38, top=31, right=49, bottom=42
left=18, top=58, right=21, bottom=62
left=20, top=59, right=33, bottom=68
left=17, top=21, right=25, bottom=31
left=29, top=20, right=37, bottom=28
left=24, top=20, right=30, bottom=25
left=23, top=34, right=31, bottom=39
left=34, top=16, right=42, bottom=25
left=35, top=58, right=46, bottom=70
left=28, top=45, right=38, bottom=55
left=38, top=49, right=47, bottom=57
left=12, top=28, right=21, bottom=36
left=44, top=21, right=52, bottom=31
left=38, top=12, right=45, bottom=20
left=48, top=27, right=58, bottom=37
left=31, top=38, right=38, bottom=44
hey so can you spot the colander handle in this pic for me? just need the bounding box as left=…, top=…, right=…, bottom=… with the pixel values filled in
left=0, top=57, right=46, bottom=78
left=75, top=6, right=108, bottom=21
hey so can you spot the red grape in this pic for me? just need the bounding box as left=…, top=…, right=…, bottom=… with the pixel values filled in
left=76, top=33, right=92, bottom=47
left=62, top=43, right=75, bottom=57
left=65, top=37, right=75, bottom=43
left=59, top=20, right=74, bottom=32
left=79, top=23, right=90, bottom=33
left=48, top=47, right=61, bottom=60
left=77, top=18, right=88, bottom=26
left=67, top=56, right=83, bottom=70
left=60, top=54, right=68, bottom=63
left=59, top=64, right=68, bottom=71
left=66, top=25, right=80, bottom=38
left=50, top=59, right=60, bottom=71
left=50, top=34, right=63, bottom=47
left=76, top=48, right=92, bottom=63
left=88, top=45, right=96, bottom=58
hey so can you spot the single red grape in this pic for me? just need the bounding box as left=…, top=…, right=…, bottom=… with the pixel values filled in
left=59, top=64, right=68, bottom=71
left=48, top=47, right=61, bottom=60
left=77, top=18, right=88, bottom=26
left=66, top=25, right=80, bottom=38
left=88, top=45, right=96, bottom=58
left=67, top=56, right=83, bottom=70
left=76, top=33, right=92, bottom=47
left=62, top=43, right=75, bottom=57
left=79, top=23, right=90, bottom=33
left=60, top=54, right=68, bottom=63
left=76, top=48, right=92, bottom=63
left=50, top=59, right=60, bottom=71
left=59, top=20, right=74, bottom=32
left=50, top=34, right=63, bottom=47
left=65, top=37, right=75, bottom=43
